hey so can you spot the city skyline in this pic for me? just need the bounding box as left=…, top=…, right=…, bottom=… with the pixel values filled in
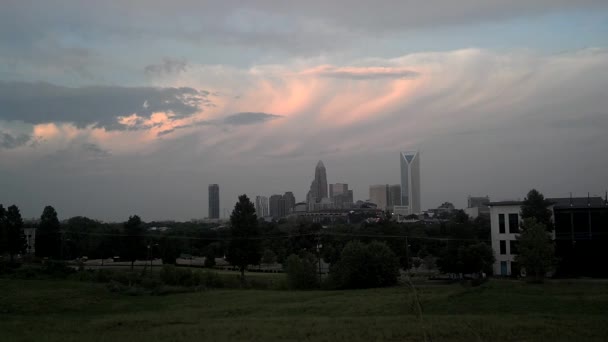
left=1, top=2, right=607, bottom=221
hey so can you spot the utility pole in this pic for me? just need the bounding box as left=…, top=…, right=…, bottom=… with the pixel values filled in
left=317, top=232, right=322, bottom=287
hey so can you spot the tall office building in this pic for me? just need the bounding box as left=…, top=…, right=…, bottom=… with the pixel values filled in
left=388, top=184, right=401, bottom=210
left=269, top=194, right=283, bottom=219
left=399, top=151, right=421, bottom=214
left=208, top=184, right=220, bottom=219
left=369, top=184, right=389, bottom=210
left=255, top=196, right=269, bottom=218
left=330, top=183, right=348, bottom=198
left=307, top=160, right=328, bottom=210
left=330, top=183, right=353, bottom=209
left=283, top=192, right=296, bottom=214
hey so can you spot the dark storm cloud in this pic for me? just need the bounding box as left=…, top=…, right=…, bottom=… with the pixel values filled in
left=144, top=58, right=188, bottom=76
left=222, top=112, right=282, bottom=125
left=0, top=81, right=210, bottom=130
left=0, top=132, right=31, bottom=149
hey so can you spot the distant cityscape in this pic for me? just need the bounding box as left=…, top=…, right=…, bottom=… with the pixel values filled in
left=208, top=150, right=430, bottom=221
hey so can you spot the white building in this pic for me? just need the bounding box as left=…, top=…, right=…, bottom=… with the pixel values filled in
left=400, top=151, right=421, bottom=215
left=489, top=201, right=523, bottom=276
left=23, top=227, right=36, bottom=255
left=255, top=196, right=269, bottom=217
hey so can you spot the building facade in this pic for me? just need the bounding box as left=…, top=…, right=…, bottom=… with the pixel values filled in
left=307, top=160, right=329, bottom=211
left=400, top=151, right=421, bottom=215
left=208, top=184, right=220, bottom=219
left=269, top=194, right=283, bottom=219
left=283, top=192, right=296, bottom=214
left=369, top=184, right=389, bottom=210
left=255, top=196, right=269, bottom=218
left=489, top=196, right=608, bottom=277
left=388, top=184, right=401, bottom=211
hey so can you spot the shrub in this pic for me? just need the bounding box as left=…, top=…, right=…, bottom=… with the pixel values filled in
left=285, top=253, right=318, bottom=290
left=331, top=241, right=399, bottom=289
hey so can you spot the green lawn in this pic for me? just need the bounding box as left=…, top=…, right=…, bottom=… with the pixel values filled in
left=1, top=278, right=607, bottom=341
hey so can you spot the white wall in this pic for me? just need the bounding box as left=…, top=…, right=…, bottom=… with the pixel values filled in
left=489, top=205, right=520, bottom=276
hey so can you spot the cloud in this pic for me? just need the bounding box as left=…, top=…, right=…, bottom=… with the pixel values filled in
left=145, top=58, right=188, bottom=77
left=0, top=81, right=210, bottom=130
left=0, top=131, right=31, bottom=149
left=222, top=112, right=282, bottom=125
left=301, top=65, right=420, bottom=80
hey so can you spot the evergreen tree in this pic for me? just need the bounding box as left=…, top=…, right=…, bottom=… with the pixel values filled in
left=5, top=205, right=26, bottom=262
left=521, top=189, right=553, bottom=230
left=226, top=194, right=261, bottom=281
left=0, top=205, right=6, bottom=256
left=36, top=206, right=61, bottom=259
left=123, top=215, right=145, bottom=270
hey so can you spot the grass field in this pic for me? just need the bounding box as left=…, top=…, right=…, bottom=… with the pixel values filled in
left=1, top=277, right=607, bottom=341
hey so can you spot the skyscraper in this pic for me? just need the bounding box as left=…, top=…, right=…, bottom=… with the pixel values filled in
left=307, top=160, right=328, bottom=210
left=369, top=184, right=389, bottom=210
left=255, top=196, right=269, bottom=218
left=388, top=184, right=401, bottom=210
left=283, top=192, right=296, bottom=214
left=399, top=151, right=421, bottom=214
left=208, top=184, right=220, bottom=219
left=269, top=194, right=283, bottom=219
left=330, top=183, right=353, bottom=209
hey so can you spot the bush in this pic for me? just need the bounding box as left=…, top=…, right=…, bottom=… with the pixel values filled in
left=160, top=265, right=198, bottom=286
left=285, top=253, right=318, bottom=290
left=331, top=241, right=399, bottom=289
left=41, top=260, right=75, bottom=277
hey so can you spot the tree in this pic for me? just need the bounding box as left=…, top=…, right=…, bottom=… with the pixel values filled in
left=123, top=215, right=146, bottom=270
left=226, top=195, right=261, bottom=281
left=285, top=253, right=318, bottom=289
left=261, top=249, right=277, bottom=265
left=63, top=216, right=102, bottom=259
left=458, top=242, right=495, bottom=275
left=36, top=206, right=61, bottom=259
left=515, top=218, right=555, bottom=281
left=521, top=189, right=553, bottom=230
left=5, top=205, right=26, bottom=262
left=0, top=205, right=7, bottom=256
left=332, top=240, right=400, bottom=289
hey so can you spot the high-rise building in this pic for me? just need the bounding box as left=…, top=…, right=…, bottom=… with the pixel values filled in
left=269, top=194, right=283, bottom=219
left=369, top=184, right=389, bottom=210
left=255, top=196, right=269, bottom=217
left=388, top=184, right=401, bottom=210
left=307, top=160, right=328, bottom=210
left=330, top=183, right=353, bottom=209
left=330, top=183, right=348, bottom=198
left=283, top=192, right=296, bottom=214
left=208, top=184, right=220, bottom=219
left=399, top=151, right=421, bottom=214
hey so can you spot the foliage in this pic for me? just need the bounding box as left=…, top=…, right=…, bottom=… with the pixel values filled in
left=515, top=218, right=555, bottom=280
left=226, top=195, right=261, bottom=279
left=63, top=216, right=103, bottom=259
left=4, top=205, right=26, bottom=261
left=285, top=253, right=318, bottom=289
left=36, top=206, right=61, bottom=259
left=331, top=241, right=399, bottom=289
left=457, top=242, right=495, bottom=275
left=122, top=215, right=146, bottom=269
left=521, top=189, right=554, bottom=230
left=261, top=249, right=277, bottom=265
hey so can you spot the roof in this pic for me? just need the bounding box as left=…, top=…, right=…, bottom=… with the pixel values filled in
left=488, top=201, right=522, bottom=206
left=489, top=197, right=607, bottom=209
left=548, top=197, right=607, bottom=209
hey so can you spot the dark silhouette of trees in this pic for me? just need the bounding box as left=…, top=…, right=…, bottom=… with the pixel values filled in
left=123, top=215, right=145, bottom=270
left=521, top=189, right=553, bottom=230
left=36, top=206, right=61, bottom=259
left=331, top=241, right=399, bottom=289
left=0, top=205, right=6, bottom=256
left=515, top=218, right=555, bottom=281
left=226, top=194, right=261, bottom=281
left=3, top=205, right=26, bottom=262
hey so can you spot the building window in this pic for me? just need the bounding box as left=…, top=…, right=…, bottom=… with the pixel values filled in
left=499, top=214, right=505, bottom=234
left=508, top=213, right=519, bottom=233
left=510, top=240, right=519, bottom=255
left=500, top=240, right=506, bottom=255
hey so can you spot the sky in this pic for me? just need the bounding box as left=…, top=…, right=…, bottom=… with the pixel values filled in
left=1, top=0, right=608, bottom=221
